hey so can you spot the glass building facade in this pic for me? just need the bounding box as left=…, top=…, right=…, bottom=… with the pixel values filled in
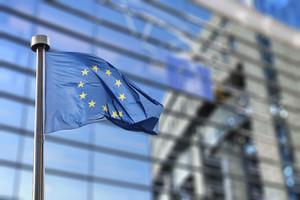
left=254, top=0, right=300, bottom=30
left=1, top=0, right=300, bottom=199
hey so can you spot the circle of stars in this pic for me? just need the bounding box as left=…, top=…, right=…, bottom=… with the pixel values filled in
left=77, top=65, right=126, bottom=119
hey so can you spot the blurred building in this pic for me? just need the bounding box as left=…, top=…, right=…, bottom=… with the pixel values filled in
left=152, top=1, right=300, bottom=200
left=2, top=0, right=300, bottom=199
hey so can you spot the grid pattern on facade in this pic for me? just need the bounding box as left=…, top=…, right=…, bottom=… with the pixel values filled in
left=1, top=0, right=300, bottom=199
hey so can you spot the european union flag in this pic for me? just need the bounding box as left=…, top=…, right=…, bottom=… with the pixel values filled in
left=45, top=51, right=163, bottom=135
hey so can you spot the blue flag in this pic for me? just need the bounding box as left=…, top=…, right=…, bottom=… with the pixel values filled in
left=45, top=51, right=163, bottom=135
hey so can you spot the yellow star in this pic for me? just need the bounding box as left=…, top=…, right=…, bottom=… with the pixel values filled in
left=81, top=69, right=89, bottom=76
left=115, top=80, right=122, bottom=87
left=112, top=111, right=118, bottom=118
left=88, top=100, right=96, bottom=107
left=78, top=81, right=85, bottom=88
left=102, top=105, right=108, bottom=113
left=119, top=93, right=126, bottom=101
left=92, top=65, right=99, bottom=72
left=118, top=111, right=123, bottom=117
left=79, top=92, right=87, bottom=99
left=105, top=69, right=112, bottom=76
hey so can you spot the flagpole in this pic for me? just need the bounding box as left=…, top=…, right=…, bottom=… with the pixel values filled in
left=30, top=35, right=50, bottom=200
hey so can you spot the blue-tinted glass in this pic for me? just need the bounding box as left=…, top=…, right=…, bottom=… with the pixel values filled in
left=94, top=123, right=150, bottom=155
left=283, top=166, right=293, bottom=176
left=45, top=142, right=89, bottom=174
left=187, top=3, right=211, bottom=23
left=0, top=167, right=15, bottom=197
left=244, top=144, right=256, bottom=156
left=0, top=13, right=6, bottom=32
left=0, top=68, right=27, bottom=96
left=38, top=4, right=93, bottom=37
left=25, top=105, right=35, bottom=131
left=264, top=68, right=276, bottom=80
left=222, top=51, right=229, bottom=63
left=96, top=3, right=127, bottom=27
left=28, top=75, right=36, bottom=99
left=151, top=25, right=182, bottom=45
left=131, top=16, right=151, bottom=35
left=257, top=34, right=271, bottom=48
left=254, top=0, right=300, bottom=30
left=260, top=51, right=273, bottom=65
left=158, top=0, right=188, bottom=10
left=227, top=116, right=236, bottom=126
left=55, top=0, right=94, bottom=13
left=267, top=86, right=280, bottom=99
left=95, top=46, right=166, bottom=82
left=21, top=137, right=33, bottom=165
left=18, top=170, right=32, bottom=200
left=281, top=147, right=292, bottom=163
left=94, top=152, right=150, bottom=185
left=45, top=176, right=87, bottom=200
left=228, top=36, right=236, bottom=52
left=0, top=99, right=23, bottom=127
left=0, top=131, right=19, bottom=161
left=286, top=177, right=295, bottom=187
left=96, top=25, right=145, bottom=55
left=35, top=26, right=92, bottom=52
left=0, top=39, right=30, bottom=67
left=93, top=183, right=151, bottom=200
left=143, top=0, right=206, bottom=35
left=289, top=191, right=298, bottom=200
left=47, top=125, right=91, bottom=143
left=1, top=0, right=35, bottom=15
left=135, top=82, right=165, bottom=102
left=1, top=14, right=34, bottom=40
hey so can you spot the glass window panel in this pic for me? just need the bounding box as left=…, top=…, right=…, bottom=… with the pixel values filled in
left=132, top=82, right=165, bottom=103
left=0, top=131, right=19, bottom=161
left=1, top=13, right=34, bottom=40
left=150, top=25, right=181, bottom=44
left=139, top=40, right=174, bottom=61
left=0, top=13, right=6, bottom=32
left=96, top=25, right=147, bottom=55
left=144, top=63, right=167, bottom=84
left=39, top=4, right=93, bottom=37
left=125, top=0, right=201, bottom=35
left=55, top=0, right=95, bottom=13
left=254, top=0, right=300, bottom=30
left=45, top=142, right=89, bottom=174
left=28, top=75, right=36, bottom=100
left=20, top=137, right=34, bottom=166
left=47, top=125, right=91, bottom=143
left=94, top=124, right=150, bottom=155
left=0, top=39, right=31, bottom=67
left=35, top=26, right=92, bottom=52
left=187, top=3, right=211, bottom=22
left=95, top=47, right=166, bottom=81
left=45, top=175, right=87, bottom=200
left=18, top=170, right=33, bottom=200
left=0, top=167, right=15, bottom=197
left=93, top=183, right=151, bottom=200
left=0, top=99, right=23, bottom=127
left=96, top=3, right=127, bottom=27
left=131, top=16, right=150, bottom=35
left=0, top=68, right=27, bottom=96
left=25, top=105, right=35, bottom=131
left=94, top=152, right=150, bottom=185
left=1, top=0, right=35, bottom=15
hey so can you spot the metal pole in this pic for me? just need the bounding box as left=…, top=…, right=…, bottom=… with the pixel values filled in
left=30, top=35, right=50, bottom=200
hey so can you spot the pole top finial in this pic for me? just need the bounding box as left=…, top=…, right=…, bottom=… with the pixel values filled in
left=31, top=35, right=50, bottom=52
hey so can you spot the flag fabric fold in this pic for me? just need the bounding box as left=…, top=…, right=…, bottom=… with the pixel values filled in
left=45, top=51, right=163, bottom=135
